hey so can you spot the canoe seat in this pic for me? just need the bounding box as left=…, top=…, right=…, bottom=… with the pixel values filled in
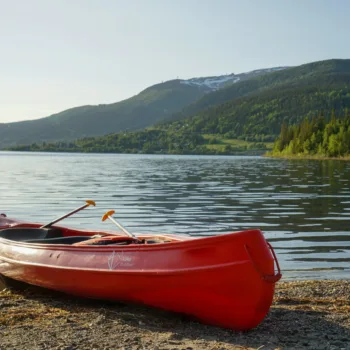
left=24, top=236, right=93, bottom=244
left=0, top=227, right=63, bottom=241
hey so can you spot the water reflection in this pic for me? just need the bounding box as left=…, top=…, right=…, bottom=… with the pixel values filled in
left=0, top=152, right=349, bottom=280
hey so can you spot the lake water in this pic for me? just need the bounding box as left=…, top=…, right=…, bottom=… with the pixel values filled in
left=1, top=151, right=350, bottom=281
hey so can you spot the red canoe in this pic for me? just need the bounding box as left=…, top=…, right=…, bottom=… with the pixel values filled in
left=0, top=214, right=281, bottom=331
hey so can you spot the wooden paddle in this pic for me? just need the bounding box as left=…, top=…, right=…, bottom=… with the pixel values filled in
left=102, top=210, right=141, bottom=242
left=40, top=200, right=96, bottom=228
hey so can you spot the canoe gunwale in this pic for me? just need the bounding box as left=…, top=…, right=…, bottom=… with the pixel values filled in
left=0, top=228, right=264, bottom=253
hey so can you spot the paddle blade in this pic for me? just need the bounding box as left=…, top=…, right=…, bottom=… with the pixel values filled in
left=102, top=210, right=115, bottom=221
left=86, top=200, right=96, bottom=207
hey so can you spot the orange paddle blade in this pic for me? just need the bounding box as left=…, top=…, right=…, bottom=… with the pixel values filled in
left=102, top=210, right=115, bottom=221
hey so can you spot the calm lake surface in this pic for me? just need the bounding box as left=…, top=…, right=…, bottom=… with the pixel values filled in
left=1, top=151, right=350, bottom=280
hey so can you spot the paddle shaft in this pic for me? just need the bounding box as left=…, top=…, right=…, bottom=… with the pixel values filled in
left=106, top=216, right=139, bottom=240
left=41, top=200, right=95, bottom=228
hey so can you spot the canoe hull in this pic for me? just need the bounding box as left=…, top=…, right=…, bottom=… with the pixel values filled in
left=0, top=216, right=281, bottom=331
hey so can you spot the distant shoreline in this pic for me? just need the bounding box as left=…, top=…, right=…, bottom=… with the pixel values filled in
left=4, top=149, right=350, bottom=160
left=263, top=153, right=350, bottom=161
left=1, top=149, right=267, bottom=156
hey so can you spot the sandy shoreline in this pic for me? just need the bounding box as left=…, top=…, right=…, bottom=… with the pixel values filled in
left=1, top=279, right=349, bottom=350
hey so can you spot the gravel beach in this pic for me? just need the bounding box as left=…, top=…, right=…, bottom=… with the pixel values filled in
left=0, top=279, right=349, bottom=350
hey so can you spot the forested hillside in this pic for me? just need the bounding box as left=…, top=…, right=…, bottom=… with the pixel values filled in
left=165, top=59, right=350, bottom=124
left=159, top=60, right=350, bottom=141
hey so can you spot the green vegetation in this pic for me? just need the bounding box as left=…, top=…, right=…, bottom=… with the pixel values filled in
left=202, top=134, right=272, bottom=152
left=7, top=130, right=270, bottom=155
left=268, top=110, right=350, bottom=158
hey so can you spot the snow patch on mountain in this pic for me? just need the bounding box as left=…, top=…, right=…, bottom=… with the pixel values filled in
left=181, top=74, right=240, bottom=90
left=180, top=66, right=289, bottom=90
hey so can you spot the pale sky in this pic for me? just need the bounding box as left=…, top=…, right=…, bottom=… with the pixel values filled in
left=1, top=0, right=349, bottom=123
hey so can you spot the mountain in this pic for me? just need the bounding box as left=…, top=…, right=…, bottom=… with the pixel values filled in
left=0, top=68, right=287, bottom=149
left=158, top=59, right=350, bottom=140
left=0, top=81, right=207, bottom=149
left=9, top=59, right=350, bottom=156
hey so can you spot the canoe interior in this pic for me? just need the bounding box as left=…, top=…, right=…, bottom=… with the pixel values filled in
left=0, top=225, right=184, bottom=246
